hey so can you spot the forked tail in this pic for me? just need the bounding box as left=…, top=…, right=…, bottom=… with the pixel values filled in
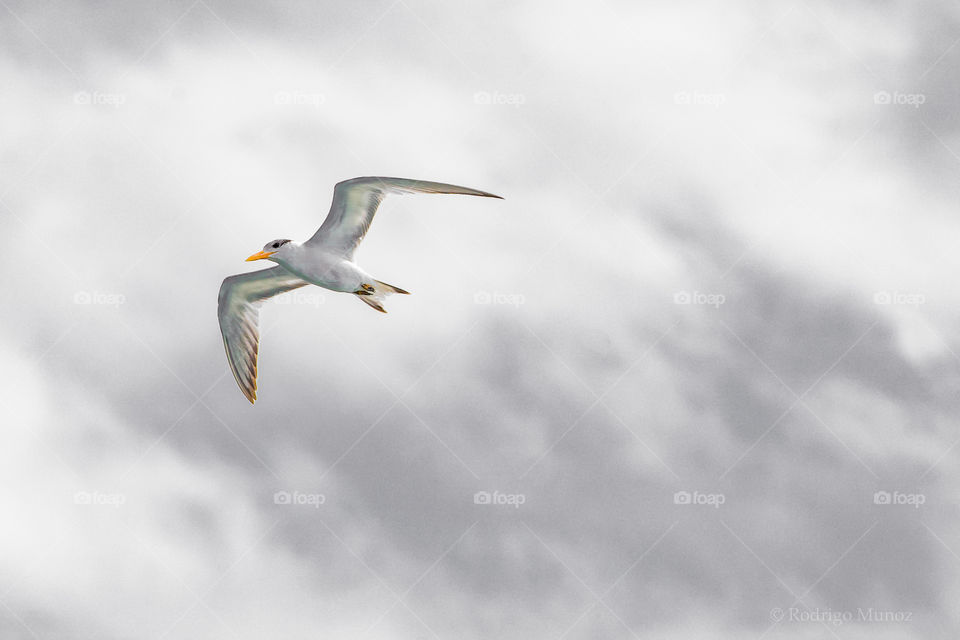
left=355, top=279, right=410, bottom=313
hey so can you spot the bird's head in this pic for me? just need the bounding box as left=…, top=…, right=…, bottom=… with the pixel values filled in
left=246, top=239, right=294, bottom=262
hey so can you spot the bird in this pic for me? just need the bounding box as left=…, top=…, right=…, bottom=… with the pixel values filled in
left=217, top=176, right=503, bottom=404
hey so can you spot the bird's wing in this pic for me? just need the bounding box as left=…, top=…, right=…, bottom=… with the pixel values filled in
left=217, top=266, right=309, bottom=404
left=305, top=177, right=502, bottom=259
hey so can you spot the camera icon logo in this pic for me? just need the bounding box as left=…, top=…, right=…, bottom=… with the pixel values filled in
left=673, top=491, right=691, bottom=505
left=873, top=91, right=891, bottom=105
left=74, top=491, right=92, bottom=505
left=873, top=491, right=891, bottom=505
left=673, top=291, right=691, bottom=305
left=474, top=491, right=491, bottom=505
left=273, top=491, right=292, bottom=505
left=474, top=291, right=492, bottom=304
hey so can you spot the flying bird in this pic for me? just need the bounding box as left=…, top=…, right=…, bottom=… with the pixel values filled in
left=218, top=176, right=503, bottom=403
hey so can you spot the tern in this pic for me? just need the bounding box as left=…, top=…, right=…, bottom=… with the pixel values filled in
left=217, top=176, right=503, bottom=403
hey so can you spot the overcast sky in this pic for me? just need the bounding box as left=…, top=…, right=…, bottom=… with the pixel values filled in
left=2, top=0, right=960, bottom=638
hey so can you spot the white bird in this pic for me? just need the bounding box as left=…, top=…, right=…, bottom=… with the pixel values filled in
left=218, top=176, right=503, bottom=403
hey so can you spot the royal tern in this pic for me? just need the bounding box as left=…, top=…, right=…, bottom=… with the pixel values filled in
left=217, top=176, right=503, bottom=403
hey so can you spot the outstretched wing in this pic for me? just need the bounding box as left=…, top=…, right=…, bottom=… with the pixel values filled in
left=305, top=177, right=502, bottom=259
left=217, top=266, right=308, bottom=404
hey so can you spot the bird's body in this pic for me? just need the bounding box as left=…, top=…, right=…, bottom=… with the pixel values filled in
left=217, top=176, right=502, bottom=403
left=270, top=243, right=368, bottom=293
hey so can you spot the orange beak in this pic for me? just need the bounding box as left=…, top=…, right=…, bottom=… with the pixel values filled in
left=245, top=250, right=277, bottom=262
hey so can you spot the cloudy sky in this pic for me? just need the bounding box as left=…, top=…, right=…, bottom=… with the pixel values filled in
left=3, top=0, right=960, bottom=638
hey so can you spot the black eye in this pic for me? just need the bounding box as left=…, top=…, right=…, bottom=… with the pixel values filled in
left=272, top=242, right=279, bottom=249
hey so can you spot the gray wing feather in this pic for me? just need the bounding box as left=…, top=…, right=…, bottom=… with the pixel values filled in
left=305, top=176, right=502, bottom=258
left=217, top=266, right=308, bottom=403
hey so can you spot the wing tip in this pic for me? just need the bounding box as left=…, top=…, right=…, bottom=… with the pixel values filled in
left=243, top=381, right=257, bottom=404
left=341, top=176, right=504, bottom=200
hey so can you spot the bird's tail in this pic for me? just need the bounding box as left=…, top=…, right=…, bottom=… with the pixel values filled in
left=355, top=279, right=410, bottom=313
